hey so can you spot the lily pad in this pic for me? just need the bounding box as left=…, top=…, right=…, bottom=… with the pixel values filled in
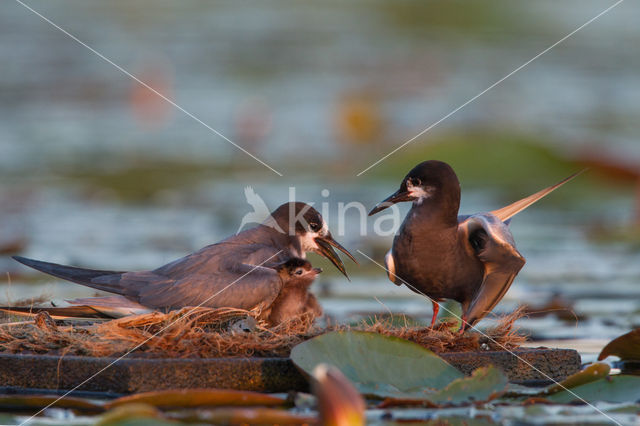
left=105, top=388, right=285, bottom=410
left=598, top=329, right=640, bottom=361
left=543, top=363, right=610, bottom=395
left=291, top=331, right=463, bottom=395
left=379, top=366, right=508, bottom=404
left=97, top=403, right=171, bottom=426
left=291, top=331, right=507, bottom=404
left=547, top=375, right=640, bottom=404
left=429, top=366, right=508, bottom=404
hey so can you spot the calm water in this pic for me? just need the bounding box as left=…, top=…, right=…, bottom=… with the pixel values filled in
left=0, top=1, right=639, bottom=173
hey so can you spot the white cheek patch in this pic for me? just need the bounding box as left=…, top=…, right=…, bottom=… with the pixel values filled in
left=297, top=220, right=328, bottom=254
left=299, top=231, right=320, bottom=252
left=407, top=181, right=435, bottom=205
left=320, top=221, right=329, bottom=237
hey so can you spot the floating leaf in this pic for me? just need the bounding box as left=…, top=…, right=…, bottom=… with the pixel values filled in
left=105, top=388, right=285, bottom=410
left=378, top=366, right=507, bottom=405
left=291, top=331, right=464, bottom=398
left=543, top=363, right=610, bottom=395
left=292, top=331, right=508, bottom=404
left=598, top=329, right=640, bottom=361
left=97, top=403, right=170, bottom=426
left=0, top=394, right=103, bottom=412
left=547, top=375, right=640, bottom=404
left=428, top=366, right=508, bottom=404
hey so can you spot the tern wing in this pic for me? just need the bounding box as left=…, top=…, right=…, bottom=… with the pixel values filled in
left=459, top=214, right=525, bottom=329
left=490, top=170, right=584, bottom=222
left=122, top=242, right=286, bottom=310
left=13, top=234, right=289, bottom=311
left=135, top=261, right=284, bottom=311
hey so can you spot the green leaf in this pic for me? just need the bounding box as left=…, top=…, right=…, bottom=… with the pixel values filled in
left=598, top=329, right=640, bottom=361
left=547, top=375, right=640, bottom=404
left=429, top=366, right=508, bottom=404
left=543, top=363, right=610, bottom=395
left=291, top=331, right=464, bottom=398
left=97, top=403, right=172, bottom=426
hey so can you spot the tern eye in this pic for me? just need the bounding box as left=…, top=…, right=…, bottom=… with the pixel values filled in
left=295, top=269, right=304, bottom=275
left=309, top=222, right=321, bottom=232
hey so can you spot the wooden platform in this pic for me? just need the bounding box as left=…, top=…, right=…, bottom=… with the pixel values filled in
left=0, top=348, right=581, bottom=394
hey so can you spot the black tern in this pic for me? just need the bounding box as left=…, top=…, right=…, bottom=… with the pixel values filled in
left=368, top=160, right=581, bottom=331
left=263, top=257, right=323, bottom=326
left=13, top=202, right=356, bottom=315
left=1, top=259, right=322, bottom=325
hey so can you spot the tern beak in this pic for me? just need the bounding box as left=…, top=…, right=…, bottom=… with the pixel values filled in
left=368, top=189, right=413, bottom=216
left=315, top=233, right=357, bottom=279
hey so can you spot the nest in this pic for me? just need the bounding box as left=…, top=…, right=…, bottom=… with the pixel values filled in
left=0, top=307, right=526, bottom=358
left=362, top=307, right=527, bottom=353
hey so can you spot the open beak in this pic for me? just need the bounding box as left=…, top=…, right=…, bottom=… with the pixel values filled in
left=368, top=189, right=413, bottom=216
left=313, top=267, right=323, bottom=274
left=315, top=234, right=357, bottom=279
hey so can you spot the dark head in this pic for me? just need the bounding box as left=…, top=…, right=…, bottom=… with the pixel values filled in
left=267, top=202, right=357, bottom=279
left=368, top=161, right=461, bottom=221
left=274, top=258, right=323, bottom=283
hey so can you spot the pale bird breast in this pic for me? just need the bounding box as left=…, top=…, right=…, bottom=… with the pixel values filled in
left=384, top=250, right=397, bottom=284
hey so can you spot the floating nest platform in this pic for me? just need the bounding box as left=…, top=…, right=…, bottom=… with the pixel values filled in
left=0, top=307, right=581, bottom=393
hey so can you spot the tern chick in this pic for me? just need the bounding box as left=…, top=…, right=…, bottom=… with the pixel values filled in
left=263, top=258, right=323, bottom=327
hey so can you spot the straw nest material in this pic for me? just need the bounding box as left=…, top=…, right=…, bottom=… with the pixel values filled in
left=0, top=307, right=526, bottom=358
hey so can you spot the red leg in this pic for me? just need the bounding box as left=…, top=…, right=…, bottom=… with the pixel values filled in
left=457, top=315, right=467, bottom=335
left=430, top=301, right=440, bottom=328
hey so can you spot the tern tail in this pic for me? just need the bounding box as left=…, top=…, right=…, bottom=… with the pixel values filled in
left=12, top=256, right=126, bottom=294
left=0, top=305, right=111, bottom=319
left=491, top=170, right=585, bottom=222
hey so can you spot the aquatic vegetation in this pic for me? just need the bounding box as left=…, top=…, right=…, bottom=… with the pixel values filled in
left=542, top=363, right=611, bottom=396
left=598, top=328, right=640, bottom=362
left=105, top=388, right=286, bottom=410
left=292, top=331, right=508, bottom=404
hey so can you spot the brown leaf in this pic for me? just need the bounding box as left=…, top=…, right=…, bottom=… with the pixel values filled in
left=105, top=388, right=286, bottom=410
left=0, top=394, right=103, bottom=412
left=521, top=397, right=553, bottom=406
left=598, top=329, right=640, bottom=361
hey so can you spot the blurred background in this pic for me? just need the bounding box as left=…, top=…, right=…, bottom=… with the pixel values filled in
left=1, top=0, right=639, bottom=360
